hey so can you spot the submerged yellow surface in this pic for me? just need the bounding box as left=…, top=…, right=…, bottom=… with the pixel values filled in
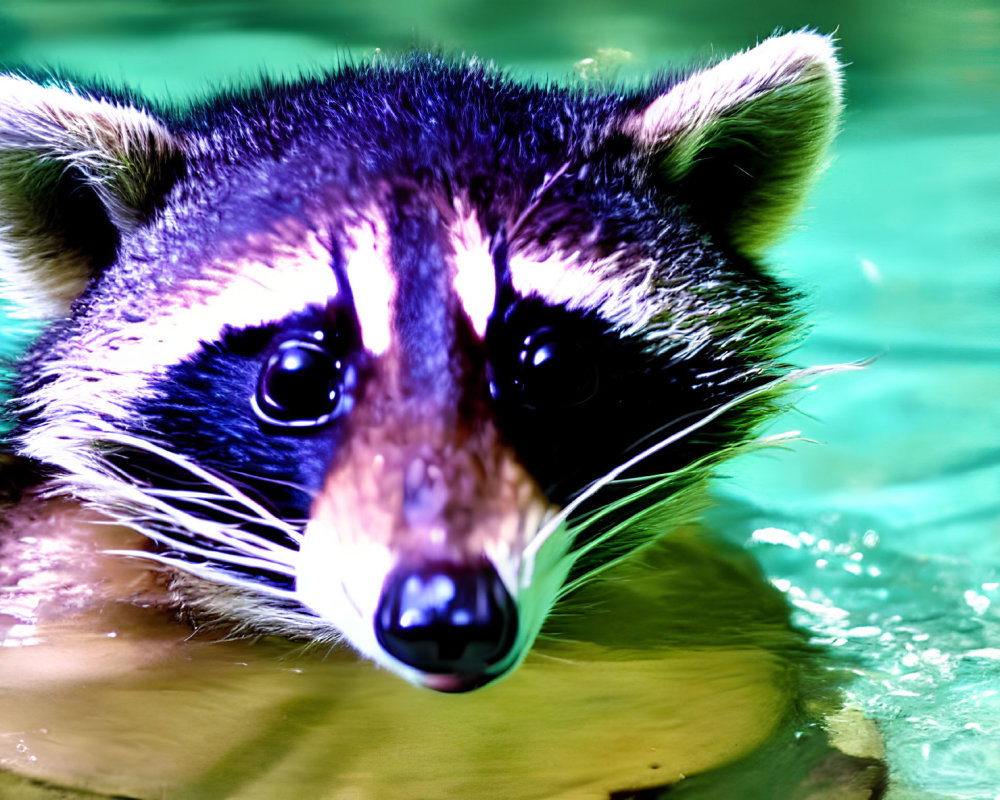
left=0, top=528, right=801, bottom=799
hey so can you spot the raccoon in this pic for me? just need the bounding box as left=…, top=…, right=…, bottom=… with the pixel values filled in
left=0, top=32, right=841, bottom=692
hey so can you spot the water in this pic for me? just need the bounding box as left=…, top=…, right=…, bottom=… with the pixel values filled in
left=0, top=1, right=998, bottom=797
left=708, top=17, right=1000, bottom=793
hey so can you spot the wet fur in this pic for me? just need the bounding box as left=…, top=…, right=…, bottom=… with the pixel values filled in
left=0, top=32, right=842, bottom=688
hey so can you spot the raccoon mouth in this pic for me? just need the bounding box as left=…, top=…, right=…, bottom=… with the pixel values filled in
left=424, top=674, right=501, bottom=693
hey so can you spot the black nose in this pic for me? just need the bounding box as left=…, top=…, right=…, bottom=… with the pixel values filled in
left=374, top=560, right=519, bottom=688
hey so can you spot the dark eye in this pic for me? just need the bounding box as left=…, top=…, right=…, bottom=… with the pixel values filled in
left=253, top=338, right=347, bottom=428
left=503, top=325, right=599, bottom=411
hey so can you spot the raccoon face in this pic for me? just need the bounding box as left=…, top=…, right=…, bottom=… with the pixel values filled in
left=0, top=32, right=841, bottom=691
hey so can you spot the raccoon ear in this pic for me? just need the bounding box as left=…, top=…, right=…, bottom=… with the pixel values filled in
left=625, top=31, right=843, bottom=258
left=0, top=74, right=185, bottom=319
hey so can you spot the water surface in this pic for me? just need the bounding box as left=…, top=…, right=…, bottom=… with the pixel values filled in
left=0, top=1, right=998, bottom=797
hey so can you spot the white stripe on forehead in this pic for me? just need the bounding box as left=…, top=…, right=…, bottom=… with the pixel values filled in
left=343, top=211, right=394, bottom=356
left=19, top=226, right=341, bottom=441
left=507, top=246, right=660, bottom=331
left=449, top=211, right=495, bottom=339
left=128, top=226, right=340, bottom=368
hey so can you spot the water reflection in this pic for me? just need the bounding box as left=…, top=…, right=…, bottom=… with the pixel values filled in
left=0, top=526, right=883, bottom=798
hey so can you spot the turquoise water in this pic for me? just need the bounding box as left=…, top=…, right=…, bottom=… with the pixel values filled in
left=711, top=14, right=1000, bottom=794
left=0, top=1, right=998, bottom=797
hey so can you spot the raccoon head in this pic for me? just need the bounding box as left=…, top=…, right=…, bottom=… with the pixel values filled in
left=0, top=32, right=841, bottom=692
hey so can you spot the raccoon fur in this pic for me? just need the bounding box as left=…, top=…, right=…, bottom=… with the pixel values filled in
left=0, top=32, right=842, bottom=692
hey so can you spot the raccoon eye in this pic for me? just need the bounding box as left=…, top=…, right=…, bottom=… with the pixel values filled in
left=507, top=326, right=599, bottom=410
left=253, top=339, right=346, bottom=428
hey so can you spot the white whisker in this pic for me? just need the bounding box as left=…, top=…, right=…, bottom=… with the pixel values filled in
left=32, top=424, right=308, bottom=595
left=106, top=549, right=300, bottom=602
left=96, top=430, right=304, bottom=544
left=143, top=488, right=302, bottom=532
left=109, top=528, right=296, bottom=576
left=226, top=469, right=317, bottom=500
left=521, top=361, right=863, bottom=574
left=96, top=485, right=299, bottom=564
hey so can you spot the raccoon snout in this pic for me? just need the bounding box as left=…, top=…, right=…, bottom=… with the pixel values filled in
left=374, top=560, right=519, bottom=692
